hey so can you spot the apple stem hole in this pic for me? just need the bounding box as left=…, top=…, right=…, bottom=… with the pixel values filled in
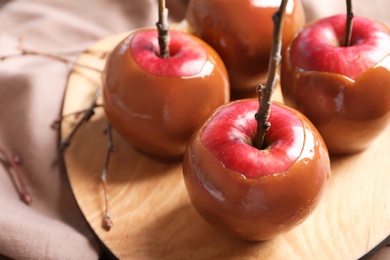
left=254, top=0, right=287, bottom=150
left=344, top=0, right=354, bottom=47
left=156, top=0, right=170, bottom=58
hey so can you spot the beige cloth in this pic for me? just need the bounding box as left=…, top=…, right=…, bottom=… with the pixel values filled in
left=0, top=0, right=388, bottom=259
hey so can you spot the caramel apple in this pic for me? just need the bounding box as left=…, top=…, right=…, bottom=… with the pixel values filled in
left=281, top=14, right=390, bottom=155
left=184, top=0, right=305, bottom=98
left=183, top=99, right=330, bottom=240
left=103, top=7, right=229, bottom=159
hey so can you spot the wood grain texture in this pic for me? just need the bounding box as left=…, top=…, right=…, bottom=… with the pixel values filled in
left=61, top=32, right=390, bottom=259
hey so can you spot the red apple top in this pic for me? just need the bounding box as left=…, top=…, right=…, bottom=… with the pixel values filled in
left=201, top=100, right=304, bottom=178
left=289, top=14, right=390, bottom=80
left=131, top=30, right=208, bottom=77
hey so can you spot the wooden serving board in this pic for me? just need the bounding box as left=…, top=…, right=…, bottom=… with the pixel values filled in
left=61, top=32, right=390, bottom=259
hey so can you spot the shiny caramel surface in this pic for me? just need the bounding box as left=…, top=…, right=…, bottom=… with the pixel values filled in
left=282, top=48, right=390, bottom=154
left=103, top=28, right=230, bottom=158
left=183, top=101, right=330, bottom=241
left=185, top=0, right=305, bottom=96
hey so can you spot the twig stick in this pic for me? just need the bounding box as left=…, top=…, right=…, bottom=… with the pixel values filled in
left=156, top=0, right=170, bottom=58
left=253, top=0, right=288, bottom=149
left=0, top=147, right=32, bottom=205
left=51, top=104, right=103, bottom=129
left=101, top=123, right=115, bottom=231
left=60, top=88, right=101, bottom=150
left=0, top=40, right=103, bottom=73
left=344, top=0, right=354, bottom=47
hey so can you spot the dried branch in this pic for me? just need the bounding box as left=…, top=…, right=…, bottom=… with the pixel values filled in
left=0, top=37, right=114, bottom=214
left=0, top=39, right=104, bottom=73
left=0, top=147, right=32, bottom=205
left=101, top=123, right=116, bottom=231
left=60, top=88, right=101, bottom=150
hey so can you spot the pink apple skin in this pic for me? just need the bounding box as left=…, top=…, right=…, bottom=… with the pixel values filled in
left=282, top=14, right=390, bottom=154
left=183, top=99, right=331, bottom=241
left=201, top=99, right=304, bottom=178
left=289, top=14, right=390, bottom=80
left=103, top=28, right=230, bottom=159
left=131, top=30, right=208, bottom=77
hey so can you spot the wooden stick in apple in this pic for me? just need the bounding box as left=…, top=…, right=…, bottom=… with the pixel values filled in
left=344, top=0, right=354, bottom=47
left=156, top=0, right=170, bottom=58
left=254, top=0, right=288, bottom=149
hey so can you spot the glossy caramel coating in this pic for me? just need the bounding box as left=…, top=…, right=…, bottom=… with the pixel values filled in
left=103, top=28, right=230, bottom=159
left=183, top=101, right=330, bottom=241
left=282, top=48, right=390, bottom=155
left=185, top=0, right=305, bottom=97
